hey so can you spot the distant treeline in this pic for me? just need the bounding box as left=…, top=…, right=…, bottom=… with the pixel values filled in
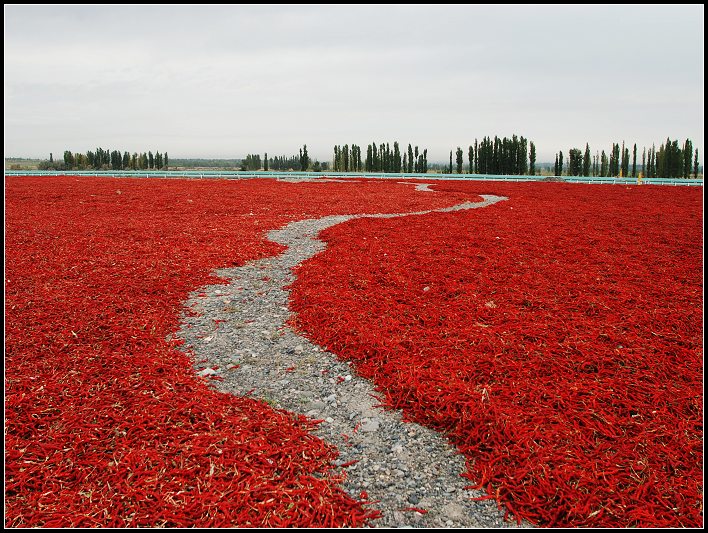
left=446, top=135, right=536, bottom=175
left=333, top=142, right=429, bottom=173
left=35, top=136, right=700, bottom=178
left=552, top=138, right=699, bottom=179
left=243, top=146, right=324, bottom=172
left=39, top=148, right=169, bottom=170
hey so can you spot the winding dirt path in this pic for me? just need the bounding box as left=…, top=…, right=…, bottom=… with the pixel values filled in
left=176, top=193, right=524, bottom=528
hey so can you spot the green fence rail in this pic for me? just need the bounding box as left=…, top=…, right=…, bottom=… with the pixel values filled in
left=4, top=170, right=703, bottom=186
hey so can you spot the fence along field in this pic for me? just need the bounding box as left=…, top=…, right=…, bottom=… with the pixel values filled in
left=4, top=175, right=703, bottom=527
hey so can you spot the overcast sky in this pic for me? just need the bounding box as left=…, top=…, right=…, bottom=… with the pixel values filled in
left=4, top=4, right=704, bottom=162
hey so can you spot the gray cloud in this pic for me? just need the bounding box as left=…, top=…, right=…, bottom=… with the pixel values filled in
left=5, top=5, right=704, bottom=162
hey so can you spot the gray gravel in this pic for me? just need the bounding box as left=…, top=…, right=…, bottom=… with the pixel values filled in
left=175, top=193, right=529, bottom=528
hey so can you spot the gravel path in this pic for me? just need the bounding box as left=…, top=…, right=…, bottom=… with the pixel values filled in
left=175, top=193, right=528, bottom=528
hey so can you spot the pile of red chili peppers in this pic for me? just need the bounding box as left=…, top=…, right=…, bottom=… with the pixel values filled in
left=5, top=175, right=467, bottom=527
left=290, top=181, right=703, bottom=527
left=5, top=176, right=702, bottom=527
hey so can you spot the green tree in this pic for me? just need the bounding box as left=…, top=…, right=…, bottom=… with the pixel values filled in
left=610, top=143, right=620, bottom=176
left=631, top=143, right=637, bottom=177
left=693, top=149, right=699, bottom=178
left=301, top=145, right=309, bottom=171
left=519, top=136, right=528, bottom=175
left=264, top=153, right=269, bottom=171
left=449, top=151, right=453, bottom=174
left=473, top=139, right=478, bottom=173
left=582, top=143, right=591, bottom=176
left=456, top=147, right=463, bottom=173
left=649, top=145, right=656, bottom=178
left=642, top=148, right=646, bottom=178
left=63, top=150, right=74, bottom=169
left=558, top=151, right=564, bottom=176
left=683, top=139, right=693, bottom=178
left=529, top=141, right=536, bottom=175
left=568, top=148, right=583, bottom=176
left=393, top=142, right=401, bottom=173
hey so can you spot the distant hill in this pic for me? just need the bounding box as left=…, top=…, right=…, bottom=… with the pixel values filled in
left=5, top=158, right=41, bottom=170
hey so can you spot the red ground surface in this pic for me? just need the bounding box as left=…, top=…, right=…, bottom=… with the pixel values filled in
left=4, top=175, right=468, bottom=527
left=290, top=181, right=703, bottom=527
left=5, top=176, right=703, bottom=527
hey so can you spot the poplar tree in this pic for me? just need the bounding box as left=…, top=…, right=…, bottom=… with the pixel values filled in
left=600, top=150, right=608, bottom=177
left=449, top=151, right=453, bottom=174
left=569, top=148, right=583, bottom=176
left=456, top=147, right=463, bottom=173
left=622, top=146, right=630, bottom=177
left=474, top=139, right=478, bottom=173
left=529, top=141, right=536, bottom=175
left=393, top=142, right=401, bottom=173
left=468, top=146, right=474, bottom=173
left=693, top=149, right=699, bottom=178
left=631, top=144, right=637, bottom=177
left=642, top=148, right=646, bottom=178
left=649, top=145, right=656, bottom=178
left=582, top=143, right=591, bottom=177
left=683, top=139, right=693, bottom=178
left=610, top=143, right=620, bottom=176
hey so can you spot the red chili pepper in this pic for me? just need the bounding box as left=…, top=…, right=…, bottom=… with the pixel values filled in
left=402, top=507, right=428, bottom=514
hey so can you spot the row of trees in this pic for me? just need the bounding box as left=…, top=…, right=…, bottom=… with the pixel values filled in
left=244, top=149, right=326, bottom=172
left=265, top=154, right=302, bottom=171
left=554, top=138, right=699, bottom=178
left=447, top=135, right=536, bottom=175
left=46, top=149, right=169, bottom=171
left=241, top=154, right=263, bottom=171
left=42, top=138, right=699, bottom=178
left=333, top=142, right=430, bottom=173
